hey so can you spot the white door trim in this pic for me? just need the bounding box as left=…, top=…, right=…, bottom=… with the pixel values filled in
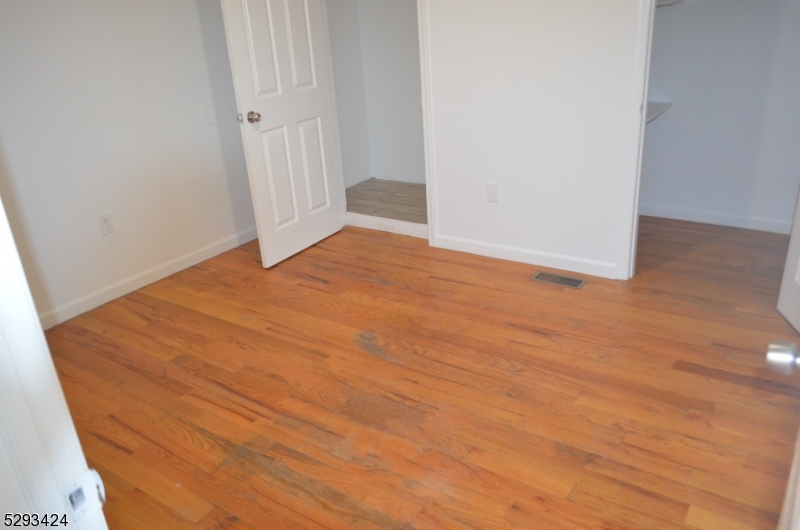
left=417, top=0, right=438, bottom=247
left=622, top=0, right=658, bottom=279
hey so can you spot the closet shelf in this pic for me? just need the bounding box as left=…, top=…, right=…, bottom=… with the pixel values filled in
left=646, top=101, right=673, bottom=124
left=656, top=0, right=684, bottom=7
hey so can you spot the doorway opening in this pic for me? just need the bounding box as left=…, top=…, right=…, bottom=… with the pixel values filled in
left=327, top=0, right=428, bottom=239
left=635, top=0, right=800, bottom=336
left=635, top=0, right=800, bottom=275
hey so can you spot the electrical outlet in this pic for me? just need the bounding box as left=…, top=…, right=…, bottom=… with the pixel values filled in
left=487, top=183, right=499, bottom=203
left=97, top=213, right=114, bottom=236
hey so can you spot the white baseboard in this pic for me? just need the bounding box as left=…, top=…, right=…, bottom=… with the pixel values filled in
left=346, top=212, right=429, bottom=239
left=38, top=226, right=258, bottom=329
left=639, top=204, right=792, bottom=235
left=433, top=233, right=620, bottom=279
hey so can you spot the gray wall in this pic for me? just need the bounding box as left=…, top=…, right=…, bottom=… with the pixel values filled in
left=328, top=0, right=426, bottom=187
left=641, top=0, right=800, bottom=234
left=327, top=0, right=373, bottom=188
left=0, top=0, right=255, bottom=326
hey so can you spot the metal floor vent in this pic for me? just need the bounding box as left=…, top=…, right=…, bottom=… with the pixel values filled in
left=532, top=272, right=586, bottom=289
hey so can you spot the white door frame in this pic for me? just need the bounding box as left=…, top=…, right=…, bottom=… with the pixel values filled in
left=416, top=0, right=436, bottom=246
left=621, top=0, right=658, bottom=279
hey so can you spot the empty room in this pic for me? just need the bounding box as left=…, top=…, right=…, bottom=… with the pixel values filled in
left=1, top=1, right=800, bottom=529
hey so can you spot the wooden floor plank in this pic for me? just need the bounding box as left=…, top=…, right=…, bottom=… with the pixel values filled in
left=346, top=178, right=428, bottom=224
left=46, top=216, right=800, bottom=529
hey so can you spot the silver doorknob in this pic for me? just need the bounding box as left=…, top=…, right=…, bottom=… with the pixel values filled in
left=766, top=341, right=800, bottom=375
left=247, top=111, right=261, bottom=124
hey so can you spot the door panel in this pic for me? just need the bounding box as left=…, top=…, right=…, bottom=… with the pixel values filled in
left=285, top=0, right=316, bottom=89
left=223, top=0, right=345, bottom=267
left=778, top=189, right=800, bottom=334
left=261, top=126, right=298, bottom=228
left=298, top=117, right=330, bottom=213
left=0, top=325, right=52, bottom=512
left=243, top=0, right=280, bottom=97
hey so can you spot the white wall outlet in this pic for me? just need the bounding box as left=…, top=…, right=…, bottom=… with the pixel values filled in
left=487, top=183, right=499, bottom=203
left=97, top=213, right=114, bottom=236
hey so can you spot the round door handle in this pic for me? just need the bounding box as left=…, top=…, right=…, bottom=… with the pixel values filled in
left=247, top=111, right=262, bottom=124
left=766, top=341, right=799, bottom=375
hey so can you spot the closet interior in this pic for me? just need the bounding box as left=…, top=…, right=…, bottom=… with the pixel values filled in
left=327, top=0, right=428, bottom=233
left=639, top=0, right=800, bottom=243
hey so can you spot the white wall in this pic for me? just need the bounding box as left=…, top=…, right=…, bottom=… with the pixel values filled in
left=358, top=0, right=426, bottom=184
left=327, top=0, right=373, bottom=188
left=420, top=0, right=653, bottom=279
left=0, top=0, right=255, bottom=328
left=327, top=0, right=426, bottom=187
left=641, top=0, right=800, bottom=235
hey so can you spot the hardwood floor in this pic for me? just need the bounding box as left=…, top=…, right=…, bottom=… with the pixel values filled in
left=47, top=217, right=800, bottom=529
left=346, top=178, right=427, bottom=224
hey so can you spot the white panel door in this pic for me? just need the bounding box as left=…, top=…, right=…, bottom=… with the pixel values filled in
left=221, top=0, right=346, bottom=267
left=776, top=190, right=800, bottom=530
left=0, top=193, right=107, bottom=528
left=779, top=189, right=800, bottom=334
